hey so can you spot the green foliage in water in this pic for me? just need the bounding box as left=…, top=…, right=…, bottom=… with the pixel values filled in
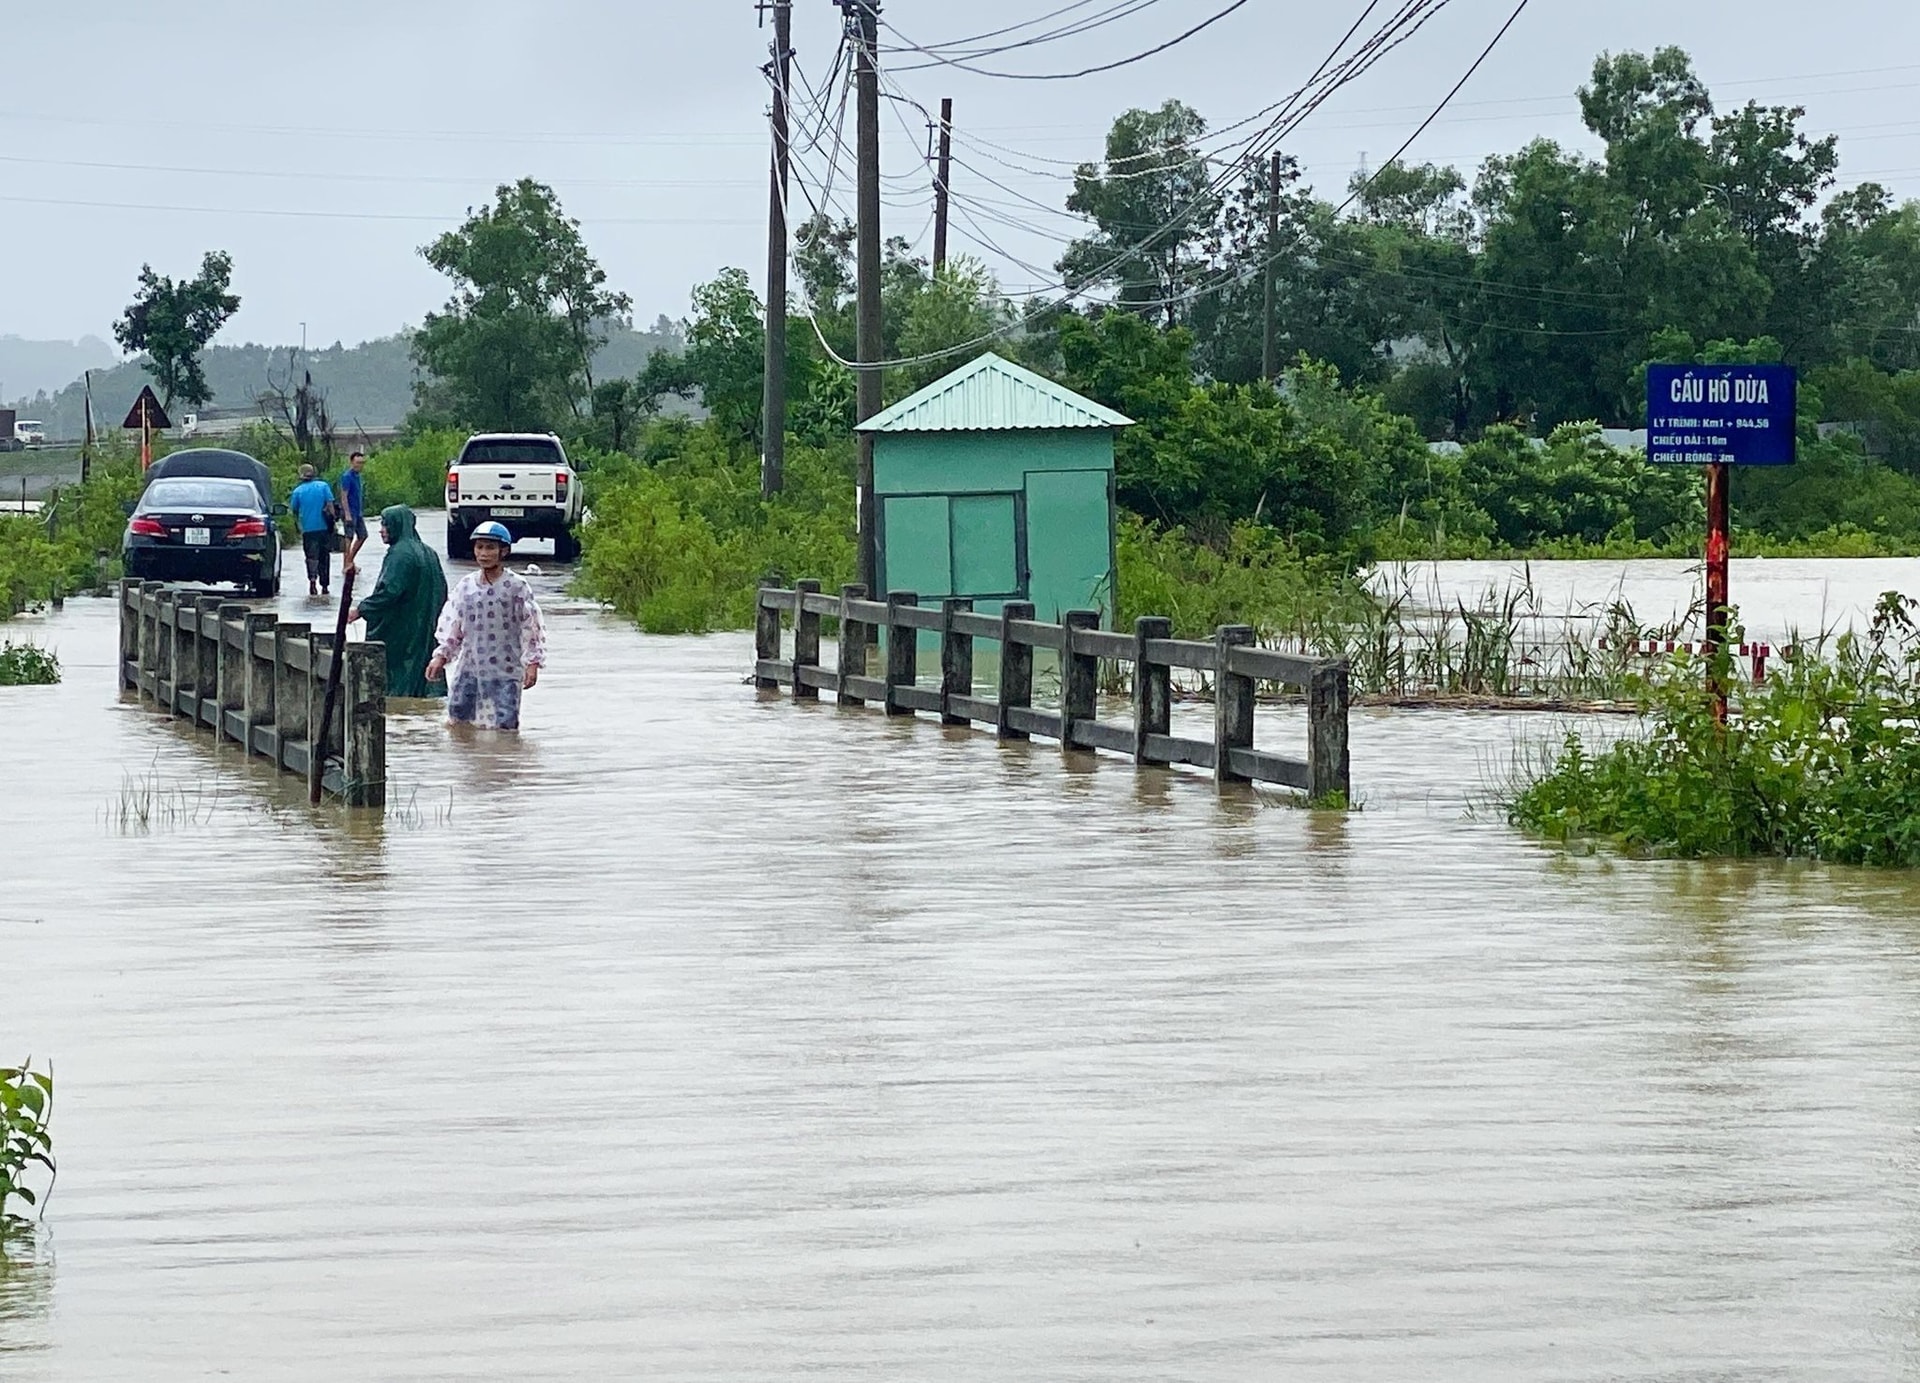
left=0, top=445, right=144, bottom=617
left=1115, top=513, right=1370, bottom=636
left=1514, top=593, right=1920, bottom=863
left=0, top=641, right=60, bottom=685
left=577, top=424, right=855, bottom=634
left=360, top=428, right=466, bottom=510
left=0, top=1063, right=54, bottom=1242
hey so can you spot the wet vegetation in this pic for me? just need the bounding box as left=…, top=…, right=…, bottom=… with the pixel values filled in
left=0, top=1063, right=54, bottom=1246
left=0, top=640, right=60, bottom=685
left=1513, top=594, right=1920, bottom=864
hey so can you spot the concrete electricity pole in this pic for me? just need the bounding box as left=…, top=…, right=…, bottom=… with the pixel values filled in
left=761, top=0, right=793, bottom=497
left=1262, top=151, right=1281, bottom=382
left=932, top=98, right=953, bottom=275
left=848, top=0, right=882, bottom=593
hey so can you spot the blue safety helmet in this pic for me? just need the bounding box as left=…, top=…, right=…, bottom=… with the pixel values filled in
left=470, top=521, right=514, bottom=547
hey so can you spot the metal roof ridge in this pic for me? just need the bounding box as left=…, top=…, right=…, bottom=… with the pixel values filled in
left=856, top=352, right=1134, bottom=433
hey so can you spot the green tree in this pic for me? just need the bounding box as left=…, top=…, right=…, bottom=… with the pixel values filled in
left=681, top=268, right=768, bottom=446
left=112, top=251, right=241, bottom=410
left=1060, top=101, right=1220, bottom=327
left=893, top=258, right=1011, bottom=395
left=413, top=179, right=630, bottom=431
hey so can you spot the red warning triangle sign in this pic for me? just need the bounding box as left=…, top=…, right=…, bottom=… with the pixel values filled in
left=121, top=385, right=172, bottom=432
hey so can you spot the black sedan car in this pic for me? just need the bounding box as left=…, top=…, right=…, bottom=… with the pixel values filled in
left=124, top=474, right=284, bottom=596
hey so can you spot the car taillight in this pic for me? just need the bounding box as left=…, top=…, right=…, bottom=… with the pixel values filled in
left=555, top=472, right=569, bottom=502
left=228, top=517, right=268, bottom=539
left=129, top=516, right=167, bottom=536
left=446, top=469, right=459, bottom=504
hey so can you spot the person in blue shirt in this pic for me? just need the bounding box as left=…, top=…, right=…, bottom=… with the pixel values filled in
left=287, top=464, right=337, bottom=597
left=338, top=450, right=368, bottom=574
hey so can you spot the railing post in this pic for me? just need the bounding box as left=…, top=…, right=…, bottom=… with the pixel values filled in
left=242, top=611, right=277, bottom=757
left=310, top=632, right=338, bottom=779
left=344, top=642, right=387, bottom=808
left=118, top=579, right=140, bottom=690
left=997, top=600, right=1034, bottom=740
left=885, top=590, right=918, bottom=716
left=216, top=602, right=249, bottom=744
left=275, top=622, right=312, bottom=776
left=838, top=583, right=868, bottom=705
left=754, top=580, right=783, bottom=690
left=1133, top=615, right=1171, bottom=766
left=137, top=584, right=163, bottom=702
left=1061, top=609, right=1099, bottom=752
left=941, top=597, right=973, bottom=725
left=194, top=594, right=223, bottom=728
left=168, top=590, right=194, bottom=719
left=1307, top=659, right=1351, bottom=803
left=1214, top=624, right=1256, bottom=785
left=793, top=578, right=822, bottom=700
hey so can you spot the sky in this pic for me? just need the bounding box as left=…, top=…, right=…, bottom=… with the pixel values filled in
left=5, top=0, right=1920, bottom=352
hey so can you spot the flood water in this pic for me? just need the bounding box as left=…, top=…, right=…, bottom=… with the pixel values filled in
left=1375, top=555, right=1920, bottom=645
left=8, top=531, right=1920, bottom=1379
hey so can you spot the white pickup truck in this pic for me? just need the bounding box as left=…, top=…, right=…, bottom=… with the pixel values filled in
left=445, top=432, right=584, bottom=561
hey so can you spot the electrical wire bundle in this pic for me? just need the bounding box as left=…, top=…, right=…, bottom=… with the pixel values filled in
left=771, top=0, right=1535, bottom=371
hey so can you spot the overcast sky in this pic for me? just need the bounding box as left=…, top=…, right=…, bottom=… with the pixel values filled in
left=6, top=0, right=1920, bottom=351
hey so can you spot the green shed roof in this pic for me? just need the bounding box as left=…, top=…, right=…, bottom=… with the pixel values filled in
left=856, top=353, right=1133, bottom=434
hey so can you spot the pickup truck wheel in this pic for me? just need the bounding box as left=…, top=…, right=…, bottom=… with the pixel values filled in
left=553, top=528, right=581, bottom=563
left=447, top=521, right=474, bottom=561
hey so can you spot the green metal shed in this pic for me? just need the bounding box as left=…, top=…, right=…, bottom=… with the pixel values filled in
left=857, top=353, right=1131, bottom=626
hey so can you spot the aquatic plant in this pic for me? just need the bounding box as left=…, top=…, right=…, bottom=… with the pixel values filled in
left=1512, top=592, right=1920, bottom=864
left=106, top=766, right=224, bottom=833
left=0, top=641, right=60, bottom=686
left=0, top=1062, right=54, bottom=1244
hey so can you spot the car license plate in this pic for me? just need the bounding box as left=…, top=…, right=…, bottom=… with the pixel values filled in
left=493, top=507, right=524, bottom=518
left=185, top=527, right=211, bottom=546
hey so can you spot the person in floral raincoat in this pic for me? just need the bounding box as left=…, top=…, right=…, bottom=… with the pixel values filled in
left=425, top=522, right=547, bottom=730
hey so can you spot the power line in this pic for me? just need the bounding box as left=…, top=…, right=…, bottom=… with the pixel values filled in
left=0, top=191, right=759, bottom=226
left=773, top=0, right=1516, bottom=369
left=883, top=0, right=1254, bottom=82
left=887, top=1, right=1173, bottom=68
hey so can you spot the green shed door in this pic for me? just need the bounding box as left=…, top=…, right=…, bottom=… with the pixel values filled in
left=950, top=493, right=1019, bottom=595
left=1023, top=469, right=1113, bottom=622
left=881, top=494, right=952, bottom=598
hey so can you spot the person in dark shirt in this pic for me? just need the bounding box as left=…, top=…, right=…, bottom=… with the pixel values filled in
left=338, top=450, right=369, bottom=574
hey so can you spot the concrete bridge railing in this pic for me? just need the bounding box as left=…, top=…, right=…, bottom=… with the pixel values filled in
left=118, top=580, right=387, bottom=808
left=754, top=581, right=1351, bottom=802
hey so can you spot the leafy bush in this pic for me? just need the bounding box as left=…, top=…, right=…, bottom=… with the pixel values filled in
left=362, top=428, right=465, bottom=510
left=0, top=641, right=60, bottom=685
left=1116, top=513, right=1368, bottom=637
left=0, top=1062, right=54, bottom=1242
left=578, top=424, right=854, bottom=633
left=1513, top=592, right=1920, bottom=863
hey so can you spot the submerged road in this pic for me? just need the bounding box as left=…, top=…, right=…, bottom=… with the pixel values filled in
left=7, top=529, right=1920, bottom=1379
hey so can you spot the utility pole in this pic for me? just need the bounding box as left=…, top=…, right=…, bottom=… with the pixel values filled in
left=849, top=0, right=882, bottom=593
left=1262, top=151, right=1280, bottom=382
left=761, top=0, right=793, bottom=497
left=932, top=97, right=953, bottom=275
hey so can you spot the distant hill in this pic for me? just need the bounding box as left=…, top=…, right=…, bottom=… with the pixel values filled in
left=0, top=335, right=120, bottom=403
left=9, top=319, right=688, bottom=441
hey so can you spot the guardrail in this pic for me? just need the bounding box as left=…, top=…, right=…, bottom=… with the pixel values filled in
left=754, top=582, right=1350, bottom=800
left=117, top=579, right=387, bottom=808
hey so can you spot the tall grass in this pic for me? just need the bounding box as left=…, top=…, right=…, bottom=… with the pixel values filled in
left=578, top=432, right=855, bottom=634
left=1512, top=592, right=1920, bottom=863
left=1120, top=518, right=1686, bottom=702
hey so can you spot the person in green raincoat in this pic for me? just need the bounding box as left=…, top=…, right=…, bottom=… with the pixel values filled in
left=348, top=506, right=450, bottom=699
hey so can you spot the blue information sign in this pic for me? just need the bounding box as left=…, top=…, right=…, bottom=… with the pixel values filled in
left=1646, top=363, right=1797, bottom=466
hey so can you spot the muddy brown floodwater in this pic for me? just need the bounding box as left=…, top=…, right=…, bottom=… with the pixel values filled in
left=7, top=525, right=1920, bottom=1379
